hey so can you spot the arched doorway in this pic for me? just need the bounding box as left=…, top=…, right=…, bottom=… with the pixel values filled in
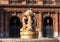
left=9, top=16, right=22, bottom=38
left=42, top=17, right=53, bottom=38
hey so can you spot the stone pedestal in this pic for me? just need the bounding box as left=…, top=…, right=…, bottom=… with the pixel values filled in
left=20, top=31, right=38, bottom=39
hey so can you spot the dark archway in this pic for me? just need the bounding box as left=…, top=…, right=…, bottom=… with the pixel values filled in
left=42, top=17, right=53, bottom=38
left=9, top=16, right=22, bottom=38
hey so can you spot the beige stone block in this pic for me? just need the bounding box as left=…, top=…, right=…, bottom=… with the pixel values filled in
left=0, top=0, right=9, bottom=4
left=22, top=2, right=26, bottom=4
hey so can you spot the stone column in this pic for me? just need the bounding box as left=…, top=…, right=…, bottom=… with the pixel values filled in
left=54, top=13, right=58, bottom=37
left=59, top=13, right=60, bottom=37
left=38, top=13, right=42, bottom=38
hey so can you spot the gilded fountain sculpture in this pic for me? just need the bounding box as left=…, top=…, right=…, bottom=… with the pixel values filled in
left=20, top=9, right=38, bottom=39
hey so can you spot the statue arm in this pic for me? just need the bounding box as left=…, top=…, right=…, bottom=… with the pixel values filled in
left=20, top=17, right=26, bottom=31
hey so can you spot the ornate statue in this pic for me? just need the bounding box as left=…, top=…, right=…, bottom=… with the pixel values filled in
left=20, top=9, right=38, bottom=38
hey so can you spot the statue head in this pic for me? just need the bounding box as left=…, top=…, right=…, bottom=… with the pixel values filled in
left=24, top=9, right=34, bottom=17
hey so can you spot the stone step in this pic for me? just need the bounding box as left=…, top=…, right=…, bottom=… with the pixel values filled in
left=0, top=38, right=59, bottom=42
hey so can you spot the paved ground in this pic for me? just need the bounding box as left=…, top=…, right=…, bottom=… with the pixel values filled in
left=0, top=38, right=59, bottom=42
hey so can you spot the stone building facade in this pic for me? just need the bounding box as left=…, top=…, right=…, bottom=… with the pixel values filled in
left=0, top=0, right=60, bottom=38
